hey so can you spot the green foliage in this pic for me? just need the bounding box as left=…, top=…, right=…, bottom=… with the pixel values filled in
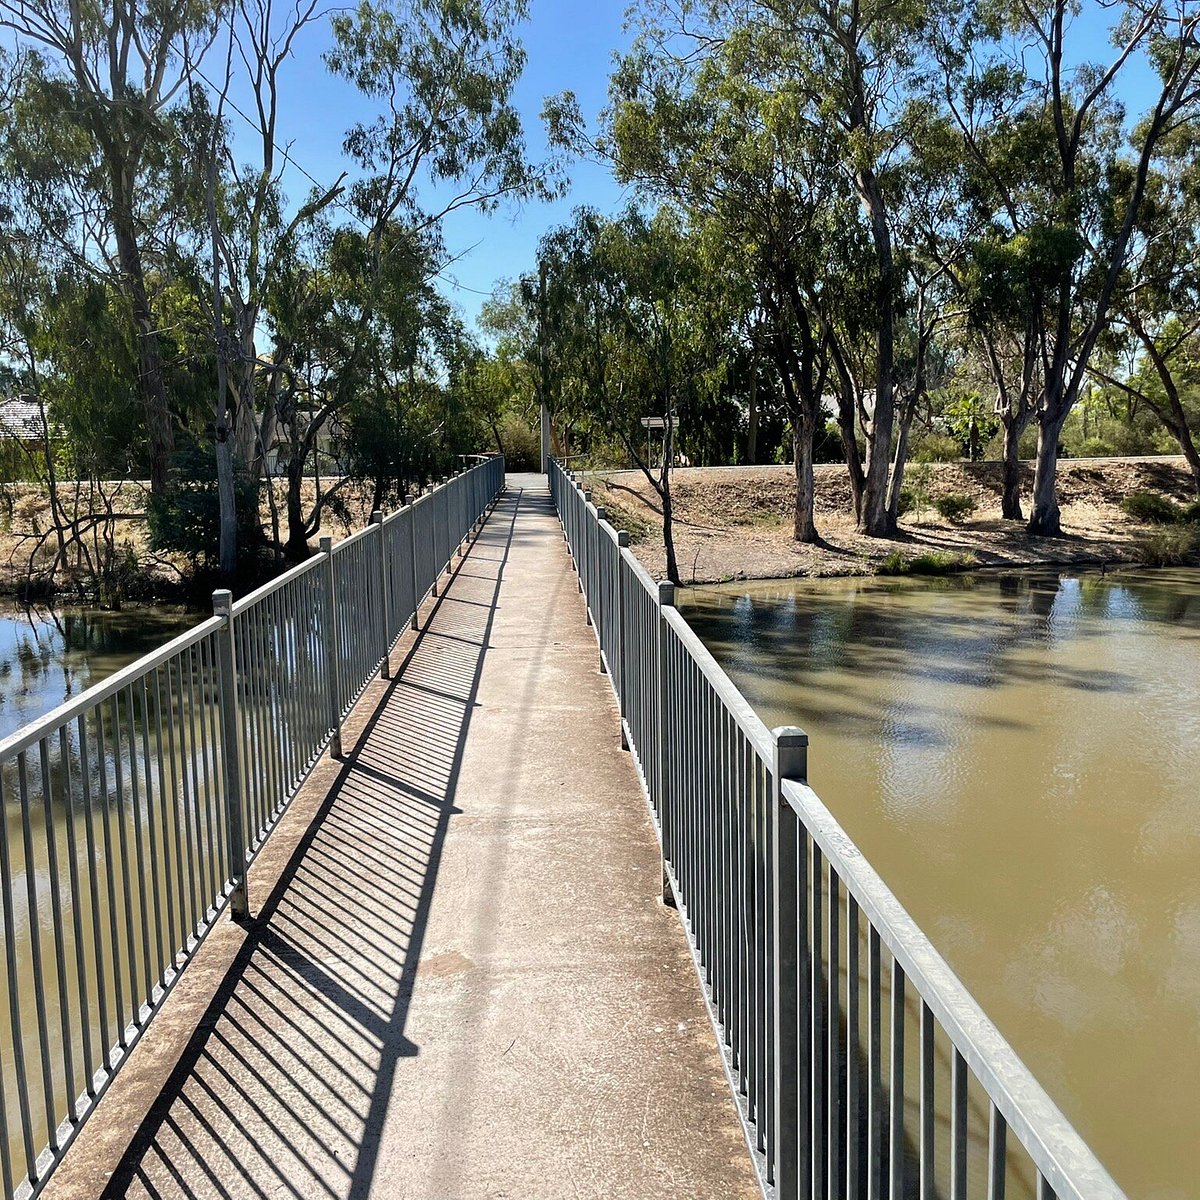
left=1120, top=492, right=1185, bottom=524
left=903, top=461, right=935, bottom=523
left=912, top=433, right=962, bottom=463
left=147, top=441, right=265, bottom=575
left=496, top=415, right=539, bottom=471
left=935, top=494, right=978, bottom=523
left=1134, top=525, right=1200, bottom=566
left=1183, top=501, right=1200, bottom=524
left=940, top=391, right=999, bottom=461
left=878, top=550, right=977, bottom=576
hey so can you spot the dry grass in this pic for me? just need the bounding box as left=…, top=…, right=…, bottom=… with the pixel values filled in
left=586, top=457, right=1199, bottom=584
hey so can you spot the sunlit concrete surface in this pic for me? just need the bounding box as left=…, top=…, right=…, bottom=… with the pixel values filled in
left=47, top=474, right=758, bottom=1200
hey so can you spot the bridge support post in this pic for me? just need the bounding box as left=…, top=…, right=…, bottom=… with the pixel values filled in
left=656, top=579, right=675, bottom=907
left=319, top=537, right=343, bottom=758
left=213, top=589, right=249, bottom=921
left=772, top=725, right=809, bottom=1198
left=617, top=530, right=630, bottom=749
left=371, top=511, right=391, bottom=680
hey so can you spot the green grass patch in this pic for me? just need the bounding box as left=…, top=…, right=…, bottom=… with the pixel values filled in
left=878, top=549, right=978, bottom=576
left=1134, top=525, right=1200, bottom=567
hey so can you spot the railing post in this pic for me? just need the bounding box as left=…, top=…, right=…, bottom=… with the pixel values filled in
left=595, top=506, right=608, bottom=672
left=656, top=579, right=675, bottom=907
left=430, top=484, right=441, bottom=597
left=408, top=503, right=420, bottom=631
left=319, top=537, right=343, bottom=758
left=371, top=510, right=391, bottom=680
left=617, top=530, right=630, bottom=749
left=581, top=491, right=592, bottom=606
left=773, top=725, right=809, bottom=1198
left=212, top=589, right=249, bottom=921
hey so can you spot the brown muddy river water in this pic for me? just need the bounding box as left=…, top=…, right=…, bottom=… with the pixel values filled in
left=682, top=568, right=1200, bottom=1200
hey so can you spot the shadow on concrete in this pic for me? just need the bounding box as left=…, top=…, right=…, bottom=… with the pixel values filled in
left=102, top=489, right=526, bottom=1200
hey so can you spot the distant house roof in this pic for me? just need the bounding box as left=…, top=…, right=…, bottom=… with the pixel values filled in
left=0, top=396, right=50, bottom=441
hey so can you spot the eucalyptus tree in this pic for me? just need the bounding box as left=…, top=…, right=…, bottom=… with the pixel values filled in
left=584, top=11, right=857, bottom=541
left=0, top=0, right=222, bottom=494
left=562, top=0, right=962, bottom=537
left=1096, top=129, right=1200, bottom=493
left=942, top=0, right=1200, bottom=534
left=536, top=206, right=730, bottom=584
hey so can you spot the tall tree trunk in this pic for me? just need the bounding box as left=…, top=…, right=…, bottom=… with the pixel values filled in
left=285, top=456, right=309, bottom=560
left=747, top=369, right=759, bottom=465
left=113, top=215, right=175, bottom=494
left=886, top=404, right=915, bottom=523
left=854, top=164, right=898, bottom=538
left=1001, top=416, right=1024, bottom=520
left=1027, top=415, right=1066, bottom=536
left=793, top=418, right=817, bottom=543
left=215, top=436, right=238, bottom=579
left=836, top=391, right=865, bottom=520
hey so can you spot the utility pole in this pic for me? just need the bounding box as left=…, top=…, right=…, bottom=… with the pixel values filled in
left=538, top=258, right=551, bottom=474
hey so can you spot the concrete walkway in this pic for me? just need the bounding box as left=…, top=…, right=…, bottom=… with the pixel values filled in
left=50, top=475, right=757, bottom=1200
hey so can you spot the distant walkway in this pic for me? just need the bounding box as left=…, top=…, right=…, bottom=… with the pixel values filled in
left=49, top=475, right=757, bottom=1200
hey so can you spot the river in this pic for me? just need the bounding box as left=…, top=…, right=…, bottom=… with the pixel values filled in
left=0, top=604, right=198, bottom=746
left=681, top=567, right=1200, bottom=1200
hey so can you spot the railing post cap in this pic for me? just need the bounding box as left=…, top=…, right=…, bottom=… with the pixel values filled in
left=319, top=534, right=333, bottom=551
left=371, top=509, right=383, bottom=523
left=595, top=505, right=607, bottom=520
left=657, top=579, right=675, bottom=606
left=583, top=490, right=592, bottom=502
left=212, top=588, right=233, bottom=615
left=618, top=530, right=630, bottom=547
left=772, top=725, right=809, bottom=748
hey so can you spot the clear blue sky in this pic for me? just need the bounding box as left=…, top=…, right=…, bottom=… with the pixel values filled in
left=221, top=0, right=1153, bottom=331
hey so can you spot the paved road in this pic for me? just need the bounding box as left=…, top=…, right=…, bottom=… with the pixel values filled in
left=49, top=474, right=757, bottom=1200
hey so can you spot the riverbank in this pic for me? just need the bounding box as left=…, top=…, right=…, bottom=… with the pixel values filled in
left=586, top=456, right=1200, bottom=583
left=0, top=477, right=379, bottom=601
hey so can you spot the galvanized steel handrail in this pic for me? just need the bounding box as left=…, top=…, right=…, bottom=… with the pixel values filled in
left=0, top=457, right=504, bottom=1200
left=547, top=458, right=1125, bottom=1200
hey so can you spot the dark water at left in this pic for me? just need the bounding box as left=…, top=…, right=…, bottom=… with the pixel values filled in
left=0, top=604, right=198, bottom=744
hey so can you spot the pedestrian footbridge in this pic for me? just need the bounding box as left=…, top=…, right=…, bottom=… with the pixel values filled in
left=0, top=462, right=1125, bottom=1200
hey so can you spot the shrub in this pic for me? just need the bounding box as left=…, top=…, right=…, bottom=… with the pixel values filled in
left=878, top=549, right=976, bottom=576
left=1182, top=500, right=1200, bottom=524
left=496, top=415, right=540, bottom=472
left=147, top=440, right=266, bottom=575
left=1135, top=525, right=1200, bottom=567
left=912, top=433, right=962, bottom=463
left=903, top=461, right=935, bottom=523
left=934, top=494, right=977, bottom=523
left=1120, top=491, right=1183, bottom=525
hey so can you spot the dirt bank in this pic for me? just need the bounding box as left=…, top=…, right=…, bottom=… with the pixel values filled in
left=585, top=457, right=1199, bottom=583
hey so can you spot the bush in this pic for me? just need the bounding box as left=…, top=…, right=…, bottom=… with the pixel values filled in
left=496, top=415, right=540, bottom=472
left=911, top=433, right=961, bottom=463
left=1182, top=500, right=1200, bottom=524
left=878, top=549, right=976, bottom=576
left=147, top=441, right=266, bottom=575
left=1135, top=525, right=1200, bottom=567
left=934, top=494, right=977, bottom=523
left=1120, top=491, right=1183, bottom=525
left=902, top=461, right=935, bottom=523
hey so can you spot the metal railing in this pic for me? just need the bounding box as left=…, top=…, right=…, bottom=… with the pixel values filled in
left=0, top=457, right=504, bottom=1200
left=548, top=459, right=1125, bottom=1200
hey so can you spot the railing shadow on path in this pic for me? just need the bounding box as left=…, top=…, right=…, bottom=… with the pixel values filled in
left=98, top=488, right=525, bottom=1200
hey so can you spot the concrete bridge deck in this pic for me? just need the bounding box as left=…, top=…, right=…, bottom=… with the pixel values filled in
left=49, top=475, right=757, bottom=1200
